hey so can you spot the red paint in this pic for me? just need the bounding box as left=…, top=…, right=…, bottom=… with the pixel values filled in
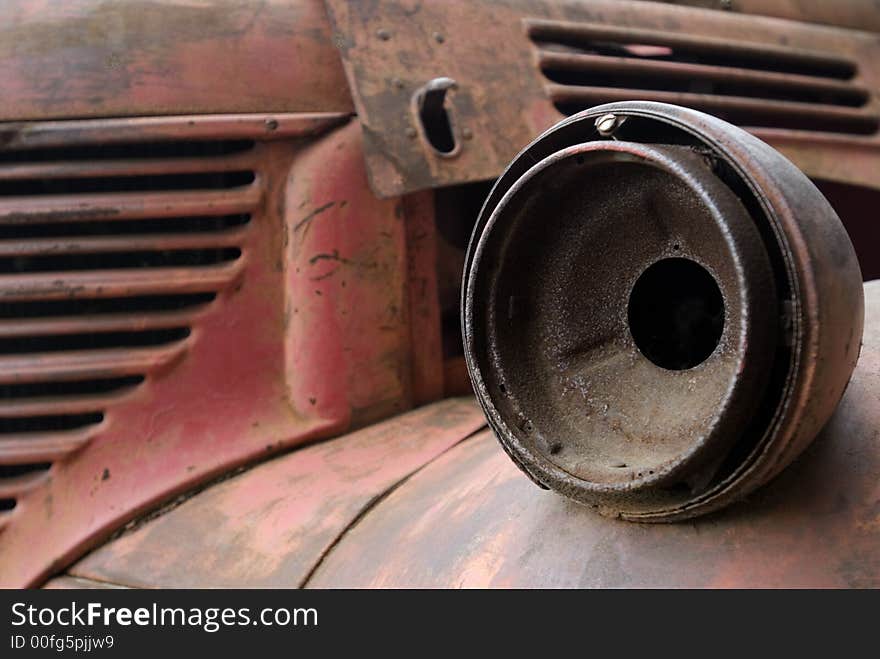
left=69, top=399, right=486, bottom=588
left=0, top=0, right=352, bottom=121
left=0, top=117, right=421, bottom=587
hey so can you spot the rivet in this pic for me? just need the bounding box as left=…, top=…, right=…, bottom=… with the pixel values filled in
left=405, top=127, right=417, bottom=139
left=376, top=28, right=391, bottom=40
left=462, top=127, right=473, bottom=140
left=433, top=32, right=445, bottom=43
left=392, top=77, right=404, bottom=89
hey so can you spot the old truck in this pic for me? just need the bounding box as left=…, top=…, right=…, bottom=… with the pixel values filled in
left=0, top=0, right=877, bottom=588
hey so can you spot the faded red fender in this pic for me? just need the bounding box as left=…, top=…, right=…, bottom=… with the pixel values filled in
left=307, top=281, right=880, bottom=588
left=64, top=398, right=486, bottom=588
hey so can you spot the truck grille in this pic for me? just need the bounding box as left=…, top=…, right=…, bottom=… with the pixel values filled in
left=0, top=138, right=259, bottom=526
left=528, top=18, right=879, bottom=136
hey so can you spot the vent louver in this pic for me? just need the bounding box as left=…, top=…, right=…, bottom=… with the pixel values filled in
left=0, top=139, right=260, bottom=528
left=528, top=19, right=879, bottom=136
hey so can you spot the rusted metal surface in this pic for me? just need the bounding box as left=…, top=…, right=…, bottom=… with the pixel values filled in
left=68, top=398, right=485, bottom=588
left=464, top=102, right=863, bottom=520
left=0, top=0, right=353, bottom=121
left=324, top=0, right=880, bottom=197
left=750, top=130, right=880, bottom=194
left=307, top=281, right=880, bottom=588
left=0, top=113, right=352, bottom=150
left=284, top=121, right=414, bottom=428
left=659, top=0, right=880, bottom=34
left=0, top=0, right=868, bottom=591
left=0, top=117, right=420, bottom=587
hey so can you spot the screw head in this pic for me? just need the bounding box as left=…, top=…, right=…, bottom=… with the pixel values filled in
left=595, top=113, right=620, bottom=136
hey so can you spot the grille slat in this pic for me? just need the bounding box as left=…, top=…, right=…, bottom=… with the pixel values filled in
left=0, top=390, right=135, bottom=417
left=0, top=262, right=244, bottom=302
left=0, top=308, right=208, bottom=338
left=0, top=429, right=96, bottom=464
left=0, top=228, right=246, bottom=258
left=529, top=18, right=878, bottom=136
left=0, top=342, right=190, bottom=385
left=0, top=187, right=261, bottom=224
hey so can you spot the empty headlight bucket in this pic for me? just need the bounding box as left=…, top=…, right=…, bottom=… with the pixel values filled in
left=462, top=101, right=864, bottom=521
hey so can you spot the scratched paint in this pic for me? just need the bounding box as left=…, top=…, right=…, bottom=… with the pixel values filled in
left=0, top=0, right=353, bottom=120
left=306, top=281, right=879, bottom=588
left=285, top=121, right=414, bottom=428
left=69, top=399, right=486, bottom=588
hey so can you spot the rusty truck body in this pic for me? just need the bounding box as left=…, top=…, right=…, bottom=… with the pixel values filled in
left=0, top=0, right=877, bottom=588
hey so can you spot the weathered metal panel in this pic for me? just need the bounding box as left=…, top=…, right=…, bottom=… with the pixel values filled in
left=0, top=113, right=351, bottom=149
left=68, top=398, right=486, bottom=588
left=673, top=0, right=880, bottom=34
left=324, top=0, right=880, bottom=196
left=284, top=121, right=414, bottom=427
left=306, top=282, right=880, bottom=588
left=0, top=0, right=353, bottom=121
